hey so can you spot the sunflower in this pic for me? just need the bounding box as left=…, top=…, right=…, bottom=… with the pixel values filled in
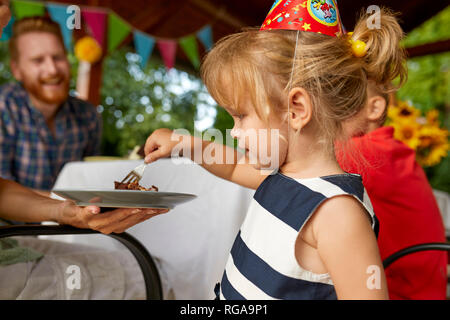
left=416, top=125, right=449, bottom=167
left=391, top=117, right=422, bottom=150
left=425, top=109, right=440, bottom=126
left=385, top=99, right=448, bottom=167
left=387, top=100, right=421, bottom=122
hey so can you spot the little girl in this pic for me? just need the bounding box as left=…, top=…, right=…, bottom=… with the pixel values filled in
left=143, top=5, right=405, bottom=299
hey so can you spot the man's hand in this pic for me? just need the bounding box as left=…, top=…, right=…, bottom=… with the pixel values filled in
left=57, top=200, right=169, bottom=234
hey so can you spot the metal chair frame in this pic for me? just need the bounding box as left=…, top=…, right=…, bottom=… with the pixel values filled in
left=0, top=225, right=163, bottom=300
left=383, top=242, right=450, bottom=269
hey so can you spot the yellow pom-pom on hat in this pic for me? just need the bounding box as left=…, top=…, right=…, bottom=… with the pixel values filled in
left=75, top=36, right=103, bottom=64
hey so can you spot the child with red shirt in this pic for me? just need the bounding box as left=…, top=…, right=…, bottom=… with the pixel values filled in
left=336, top=83, right=448, bottom=299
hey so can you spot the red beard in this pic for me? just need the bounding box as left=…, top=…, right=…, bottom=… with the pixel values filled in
left=22, top=74, right=70, bottom=106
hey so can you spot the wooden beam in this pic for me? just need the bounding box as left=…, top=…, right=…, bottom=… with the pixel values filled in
left=86, top=58, right=104, bottom=106
left=87, top=0, right=100, bottom=6
left=406, top=39, right=450, bottom=59
left=132, top=0, right=184, bottom=34
left=190, top=0, right=246, bottom=30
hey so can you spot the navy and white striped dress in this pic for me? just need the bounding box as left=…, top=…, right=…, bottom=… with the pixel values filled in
left=218, top=172, right=378, bottom=300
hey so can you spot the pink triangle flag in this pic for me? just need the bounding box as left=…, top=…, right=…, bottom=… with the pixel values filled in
left=81, top=8, right=108, bottom=49
left=157, top=39, right=177, bottom=70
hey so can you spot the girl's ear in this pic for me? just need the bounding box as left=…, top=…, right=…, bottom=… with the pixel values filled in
left=288, top=87, right=313, bottom=132
left=366, top=95, right=386, bottom=122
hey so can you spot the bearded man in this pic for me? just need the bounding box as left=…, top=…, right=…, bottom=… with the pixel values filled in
left=0, top=16, right=101, bottom=192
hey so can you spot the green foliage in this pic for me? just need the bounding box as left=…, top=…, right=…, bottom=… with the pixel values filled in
left=426, top=156, right=450, bottom=193
left=99, top=48, right=206, bottom=156
left=0, top=42, right=12, bottom=85
left=397, top=6, right=450, bottom=193
left=398, top=53, right=449, bottom=115
left=212, top=106, right=236, bottom=148
left=398, top=6, right=450, bottom=121
left=402, top=6, right=450, bottom=48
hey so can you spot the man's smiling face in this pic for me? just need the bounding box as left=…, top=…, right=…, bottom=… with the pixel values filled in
left=11, top=31, right=71, bottom=106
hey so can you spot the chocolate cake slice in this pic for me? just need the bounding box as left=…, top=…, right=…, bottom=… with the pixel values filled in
left=114, top=181, right=158, bottom=191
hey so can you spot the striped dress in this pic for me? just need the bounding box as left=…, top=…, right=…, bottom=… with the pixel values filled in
left=218, top=172, right=378, bottom=300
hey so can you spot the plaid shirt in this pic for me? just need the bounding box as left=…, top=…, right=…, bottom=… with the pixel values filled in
left=0, top=83, right=101, bottom=190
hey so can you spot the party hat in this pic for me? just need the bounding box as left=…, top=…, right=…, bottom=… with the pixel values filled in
left=261, top=0, right=344, bottom=37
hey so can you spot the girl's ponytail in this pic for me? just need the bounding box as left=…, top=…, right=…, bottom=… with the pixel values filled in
left=350, top=7, right=408, bottom=94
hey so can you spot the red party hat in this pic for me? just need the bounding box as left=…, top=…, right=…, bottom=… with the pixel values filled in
left=260, top=0, right=344, bottom=37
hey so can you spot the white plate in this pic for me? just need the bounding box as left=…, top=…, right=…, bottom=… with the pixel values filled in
left=52, top=189, right=197, bottom=209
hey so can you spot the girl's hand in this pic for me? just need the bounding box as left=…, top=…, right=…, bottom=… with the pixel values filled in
left=56, top=200, right=169, bottom=234
left=143, top=128, right=190, bottom=164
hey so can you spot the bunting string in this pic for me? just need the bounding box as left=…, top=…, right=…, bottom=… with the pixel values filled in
left=1, top=0, right=214, bottom=70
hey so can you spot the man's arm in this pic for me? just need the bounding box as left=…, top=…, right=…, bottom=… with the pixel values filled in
left=0, top=178, right=63, bottom=222
left=0, top=178, right=169, bottom=234
left=31, top=189, right=52, bottom=198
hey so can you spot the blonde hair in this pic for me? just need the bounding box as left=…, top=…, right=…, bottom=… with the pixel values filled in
left=201, top=7, right=407, bottom=154
left=9, top=16, right=65, bottom=61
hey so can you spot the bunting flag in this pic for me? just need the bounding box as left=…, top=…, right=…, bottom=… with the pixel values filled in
left=81, top=7, right=107, bottom=49
left=46, top=3, right=73, bottom=51
left=11, top=0, right=45, bottom=20
left=157, top=39, right=177, bottom=70
left=0, top=15, right=14, bottom=41
left=107, top=12, right=131, bottom=53
left=6, top=1, right=214, bottom=69
left=179, top=35, right=200, bottom=69
left=133, top=30, right=155, bottom=69
left=196, top=25, right=213, bottom=51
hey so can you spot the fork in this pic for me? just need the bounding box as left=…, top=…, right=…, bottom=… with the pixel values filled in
left=120, top=163, right=147, bottom=184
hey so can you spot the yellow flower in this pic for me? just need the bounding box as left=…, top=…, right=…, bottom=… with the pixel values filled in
left=391, top=117, right=422, bottom=150
left=417, top=142, right=449, bottom=167
left=416, top=125, right=449, bottom=167
left=388, top=101, right=421, bottom=121
left=418, top=125, right=441, bottom=148
left=426, top=109, right=440, bottom=126
left=388, top=100, right=448, bottom=167
left=74, top=36, right=103, bottom=64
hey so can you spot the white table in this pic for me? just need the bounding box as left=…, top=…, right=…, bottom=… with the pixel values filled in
left=433, top=189, right=450, bottom=237
left=50, top=158, right=255, bottom=300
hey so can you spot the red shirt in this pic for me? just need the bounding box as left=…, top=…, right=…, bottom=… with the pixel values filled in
left=336, top=126, right=447, bottom=300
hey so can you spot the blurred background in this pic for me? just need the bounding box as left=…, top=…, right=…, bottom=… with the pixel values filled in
left=0, top=0, right=448, bottom=193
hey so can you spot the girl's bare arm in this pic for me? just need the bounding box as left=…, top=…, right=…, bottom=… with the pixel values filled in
left=144, top=128, right=265, bottom=190
left=307, top=195, right=388, bottom=299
